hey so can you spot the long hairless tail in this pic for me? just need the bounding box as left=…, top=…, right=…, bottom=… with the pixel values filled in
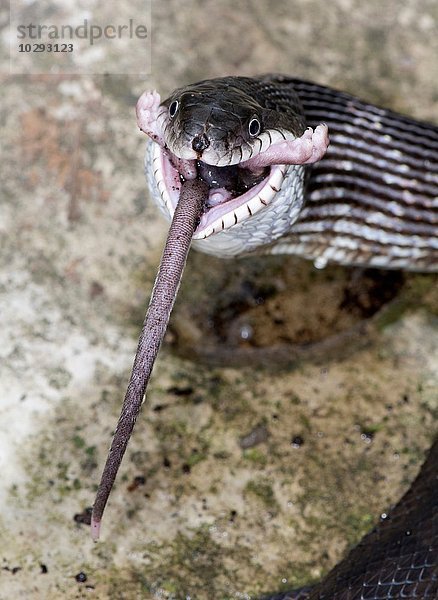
left=91, top=179, right=208, bottom=540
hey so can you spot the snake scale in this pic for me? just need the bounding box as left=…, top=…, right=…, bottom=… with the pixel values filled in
left=92, top=76, right=438, bottom=598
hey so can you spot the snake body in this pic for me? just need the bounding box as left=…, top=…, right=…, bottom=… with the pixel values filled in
left=137, top=76, right=438, bottom=598
left=268, top=76, right=438, bottom=272
left=141, top=75, right=438, bottom=271
left=92, top=77, right=437, bottom=596
left=139, top=76, right=438, bottom=598
left=266, top=438, right=438, bottom=599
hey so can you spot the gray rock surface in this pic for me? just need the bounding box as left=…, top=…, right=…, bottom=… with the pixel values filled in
left=1, top=1, right=437, bottom=598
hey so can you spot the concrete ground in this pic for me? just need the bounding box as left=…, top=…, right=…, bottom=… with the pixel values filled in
left=1, top=1, right=437, bottom=599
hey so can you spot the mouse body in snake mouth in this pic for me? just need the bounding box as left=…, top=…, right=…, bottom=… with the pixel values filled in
left=90, top=76, right=437, bottom=598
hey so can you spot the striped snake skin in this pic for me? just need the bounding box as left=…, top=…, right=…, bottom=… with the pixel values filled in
left=266, top=76, right=438, bottom=272
left=144, top=75, right=438, bottom=272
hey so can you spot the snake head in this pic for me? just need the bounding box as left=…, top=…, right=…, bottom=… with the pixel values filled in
left=137, top=77, right=329, bottom=249
left=161, top=78, right=305, bottom=166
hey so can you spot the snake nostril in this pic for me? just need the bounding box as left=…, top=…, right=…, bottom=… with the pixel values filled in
left=192, top=133, right=210, bottom=153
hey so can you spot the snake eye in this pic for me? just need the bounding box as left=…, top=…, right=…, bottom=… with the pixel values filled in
left=248, top=117, right=261, bottom=137
left=169, top=100, right=179, bottom=118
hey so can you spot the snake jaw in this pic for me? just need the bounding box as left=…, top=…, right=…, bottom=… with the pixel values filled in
left=147, top=140, right=290, bottom=239
left=194, top=164, right=287, bottom=239
left=138, top=87, right=329, bottom=241
left=146, top=124, right=328, bottom=239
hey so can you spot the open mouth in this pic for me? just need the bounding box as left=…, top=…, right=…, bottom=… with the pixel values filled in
left=151, top=142, right=287, bottom=240
left=137, top=89, right=329, bottom=242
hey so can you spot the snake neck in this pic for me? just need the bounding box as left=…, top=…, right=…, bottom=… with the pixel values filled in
left=266, top=77, right=438, bottom=272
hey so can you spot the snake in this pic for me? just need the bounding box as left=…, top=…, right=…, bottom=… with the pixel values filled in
left=138, top=75, right=437, bottom=269
left=92, top=76, right=438, bottom=598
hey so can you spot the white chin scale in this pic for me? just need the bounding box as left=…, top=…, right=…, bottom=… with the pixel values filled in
left=145, top=140, right=306, bottom=258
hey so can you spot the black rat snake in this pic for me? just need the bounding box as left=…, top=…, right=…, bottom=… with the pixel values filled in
left=92, top=76, right=438, bottom=598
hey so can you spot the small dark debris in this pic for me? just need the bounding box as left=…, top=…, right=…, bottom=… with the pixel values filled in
left=360, top=426, right=376, bottom=443
left=239, top=423, right=269, bottom=449
left=213, top=450, right=231, bottom=460
left=2, top=566, right=21, bottom=574
left=73, top=506, right=92, bottom=525
left=229, top=509, right=238, bottom=522
left=291, top=435, right=304, bottom=448
left=89, top=281, right=104, bottom=299
left=152, top=403, right=169, bottom=412
left=75, top=572, right=87, bottom=583
left=40, top=563, right=48, bottom=574
left=167, top=385, right=194, bottom=396
left=127, top=475, right=146, bottom=492
left=182, top=463, right=191, bottom=474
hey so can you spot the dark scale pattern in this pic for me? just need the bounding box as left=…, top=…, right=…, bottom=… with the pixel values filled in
left=162, top=76, right=308, bottom=162
left=162, top=75, right=438, bottom=270
left=164, top=75, right=308, bottom=129
left=262, top=439, right=438, bottom=599
left=262, top=75, right=438, bottom=271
